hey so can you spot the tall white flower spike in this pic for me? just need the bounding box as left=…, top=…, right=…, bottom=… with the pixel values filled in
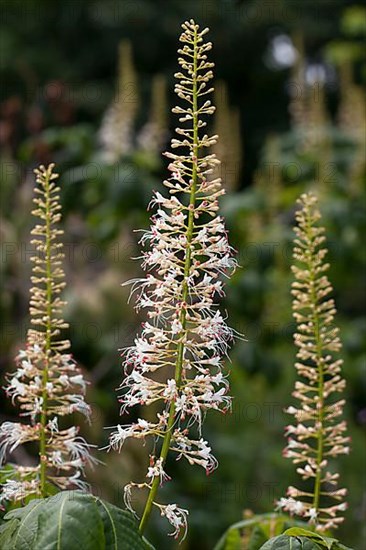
left=0, top=164, right=95, bottom=504
left=107, top=20, right=238, bottom=539
left=277, top=193, right=350, bottom=531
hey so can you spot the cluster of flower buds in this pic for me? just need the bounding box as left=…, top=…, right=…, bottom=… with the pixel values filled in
left=277, top=193, right=350, bottom=531
left=107, top=20, right=238, bottom=539
left=0, top=164, right=94, bottom=504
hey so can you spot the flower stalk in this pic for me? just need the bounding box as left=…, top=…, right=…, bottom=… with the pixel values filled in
left=277, top=192, right=350, bottom=531
left=139, top=35, right=199, bottom=530
left=107, top=20, right=237, bottom=539
left=0, top=164, right=94, bottom=504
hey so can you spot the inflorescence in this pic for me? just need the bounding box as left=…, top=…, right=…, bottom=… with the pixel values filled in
left=277, top=192, right=350, bottom=531
left=106, top=20, right=238, bottom=539
left=0, top=164, right=94, bottom=504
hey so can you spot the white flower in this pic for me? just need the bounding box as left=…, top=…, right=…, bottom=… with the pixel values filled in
left=64, top=435, right=93, bottom=464
left=307, top=508, right=318, bottom=522
left=137, top=419, right=149, bottom=429
left=171, top=319, right=183, bottom=335
left=146, top=457, right=170, bottom=484
left=68, top=395, right=91, bottom=418
left=7, top=378, right=26, bottom=399
left=50, top=451, right=64, bottom=467
left=59, top=374, right=69, bottom=386
left=108, top=425, right=131, bottom=451
left=157, top=503, right=189, bottom=540
left=0, top=479, right=39, bottom=505
left=69, top=375, right=87, bottom=390
left=163, top=379, right=177, bottom=399
left=21, top=359, right=33, bottom=373
left=48, top=417, right=59, bottom=434
left=277, top=497, right=305, bottom=516
left=0, top=422, right=39, bottom=462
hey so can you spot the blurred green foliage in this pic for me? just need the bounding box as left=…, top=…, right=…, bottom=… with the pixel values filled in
left=0, top=1, right=365, bottom=549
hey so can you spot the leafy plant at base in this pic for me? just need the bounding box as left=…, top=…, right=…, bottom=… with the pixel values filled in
left=0, top=490, right=151, bottom=550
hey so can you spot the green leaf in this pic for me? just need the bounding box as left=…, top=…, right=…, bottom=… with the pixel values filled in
left=259, top=535, right=320, bottom=550
left=94, top=497, right=148, bottom=550
left=259, top=535, right=302, bottom=549
left=284, top=529, right=331, bottom=549
left=4, top=498, right=46, bottom=549
left=248, top=525, right=268, bottom=550
left=283, top=529, right=354, bottom=550
left=1, top=491, right=152, bottom=550
left=34, top=491, right=104, bottom=550
left=0, top=519, right=19, bottom=548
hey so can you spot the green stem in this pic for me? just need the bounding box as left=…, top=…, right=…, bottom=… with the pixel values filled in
left=39, top=175, right=53, bottom=497
left=139, top=27, right=199, bottom=535
left=305, top=213, right=324, bottom=516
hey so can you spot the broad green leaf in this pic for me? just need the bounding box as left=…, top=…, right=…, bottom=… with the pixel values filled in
left=299, top=540, right=322, bottom=550
left=34, top=491, right=104, bottom=550
left=284, top=529, right=331, bottom=549
left=259, top=534, right=320, bottom=550
left=0, top=519, right=19, bottom=548
left=4, top=498, right=44, bottom=521
left=94, top=497, right=148, bottom=550
left=283, top=529, right=354, bottom=550
left=259, top=535, right=301, bottom=549
left=5, top=498, right=46, bottom=549
left=1, top=491, right=152, bottom=550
